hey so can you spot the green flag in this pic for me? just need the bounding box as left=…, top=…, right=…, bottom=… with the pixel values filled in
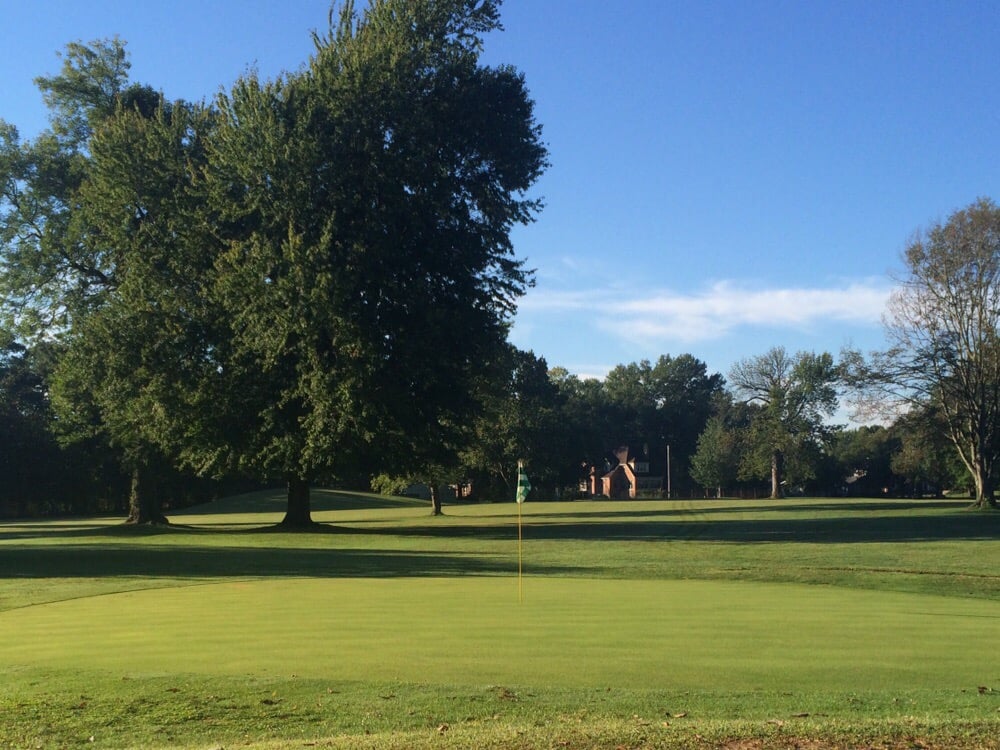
left=515, top=462, right=531, bottom=504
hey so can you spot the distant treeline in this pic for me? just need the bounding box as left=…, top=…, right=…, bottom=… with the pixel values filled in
left=1, top=340, right=968, bottom=519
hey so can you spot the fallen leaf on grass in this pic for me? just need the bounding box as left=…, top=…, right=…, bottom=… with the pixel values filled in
left=671, top=712, right=687, bottom=718
left=791, top=712, right=810, bottom=717
left=767, top=719, right=784, bottom=728
left=437, top=723, right=449, bottom=733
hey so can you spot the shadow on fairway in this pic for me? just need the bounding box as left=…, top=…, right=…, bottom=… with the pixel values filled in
left=0, top=521, right=267, bottom=542
left=0, top=543, right=571, bottom=580
left=429, top=499, right=970, bottom=522
left=379, top=509, right=1000, bottom=544
left=166, top=488, right=427, bottom=516
left=0, top=518, right=412, bottom=542
left=1, top=499, right=996, bottom=546
left=0, top=522, right=126, bottom=542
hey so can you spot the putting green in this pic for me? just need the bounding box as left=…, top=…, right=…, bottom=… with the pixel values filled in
left=2, top=577, right=997, bottom=691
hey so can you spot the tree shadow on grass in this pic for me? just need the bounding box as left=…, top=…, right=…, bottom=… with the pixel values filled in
left=1, top=500, right=996, bottom=552
left=0, top=521, right=126, bottom=541
left=517, top=499, right=971, bottom=521
left=167, top=488, right=427, bottom=516
left=0, top=518, right=375, bottom=542
left=378, top=509, right=1000, bottom=544
left=1, top=515, right=996, bottom=591
left=0, top=543, right=574, bottom=580
left=0, top=521, right=252, bottom=542
left=777, top=500, right=968, bottom=512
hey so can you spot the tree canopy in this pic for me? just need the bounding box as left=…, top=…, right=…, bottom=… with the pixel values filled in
left=1, top=1, right=548, bottom=525
left=0, top=36, right=202, bottom=522
left=190, top=0, right=547, bottom=523
left=729, top=347, right=839, bottom=498
left=845, top=198, right=1000, bottom=508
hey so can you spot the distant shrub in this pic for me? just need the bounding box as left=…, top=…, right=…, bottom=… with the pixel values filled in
left=369, top=474, right=410, bottom=496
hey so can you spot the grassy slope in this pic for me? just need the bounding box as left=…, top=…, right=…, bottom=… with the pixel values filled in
left=0, top=493, right=998, bottom=749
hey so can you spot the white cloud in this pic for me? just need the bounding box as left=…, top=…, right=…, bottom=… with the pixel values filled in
left=518, top=279, right=892, bottom=345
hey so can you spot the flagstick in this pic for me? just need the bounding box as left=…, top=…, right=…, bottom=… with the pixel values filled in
left=515, top=461, right=529, bottom=603
left=517, top=499, right=523, bottom=603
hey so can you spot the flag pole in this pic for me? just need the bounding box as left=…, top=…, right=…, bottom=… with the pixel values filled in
left=515, top=460, right=530, bottom=603
left=518, top=498, right=523, bottom=603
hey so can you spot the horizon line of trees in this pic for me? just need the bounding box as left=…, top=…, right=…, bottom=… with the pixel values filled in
left=0, top=334, right=981, bottom=518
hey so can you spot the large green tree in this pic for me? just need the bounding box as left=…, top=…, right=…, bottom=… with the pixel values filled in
left=0, top=38, right=190, bottom=522
left=47, top=98, right=218, bottom=524
left=3, top=3, right=546, bottom=525
left=845, top=198, right=1000, bottom=508
left=195, top=0, right=546, bottom=524
left=729, top=347, right=839, bottom=499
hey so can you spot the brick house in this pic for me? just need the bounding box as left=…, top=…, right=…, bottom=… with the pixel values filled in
left=585, top=445, right=664, bottom=499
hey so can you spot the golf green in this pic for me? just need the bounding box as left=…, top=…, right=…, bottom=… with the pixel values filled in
left=2, top=576, right=997, bottom=691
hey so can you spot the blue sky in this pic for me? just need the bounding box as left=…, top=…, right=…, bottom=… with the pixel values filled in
left=4, top=1, right=999, bottom=384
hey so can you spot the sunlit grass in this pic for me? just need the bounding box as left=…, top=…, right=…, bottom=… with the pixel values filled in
left=0, top=493, right=998, bottom=748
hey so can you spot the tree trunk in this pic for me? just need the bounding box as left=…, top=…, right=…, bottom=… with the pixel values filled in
left=280, top=475, right=315, bottom=527
left=770, top=451, right=783, bottom=499
left=125, top=465, right=169, bottom=525
left=430, top=484, right=443, bottom=516
left=972, top=469, right=997, bottom=509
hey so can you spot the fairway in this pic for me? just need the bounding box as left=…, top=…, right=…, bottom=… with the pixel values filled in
left=1, top=494, right=998, bottom=749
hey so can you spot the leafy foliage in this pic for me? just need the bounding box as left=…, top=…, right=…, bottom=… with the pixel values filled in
left=461, top=348, right=565, bottom=499
left=191, top=0, right=547, bottom=522
left=846, top=198, right=1000, bottom=507
left=1, top=2, right=547, bottom=524
left=690, top=416, right=739, bottom=497
left=729, top=347, right=839, bottom=498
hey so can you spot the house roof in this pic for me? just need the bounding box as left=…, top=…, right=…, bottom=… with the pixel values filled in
left=602, top=463, right=637, bottom=481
